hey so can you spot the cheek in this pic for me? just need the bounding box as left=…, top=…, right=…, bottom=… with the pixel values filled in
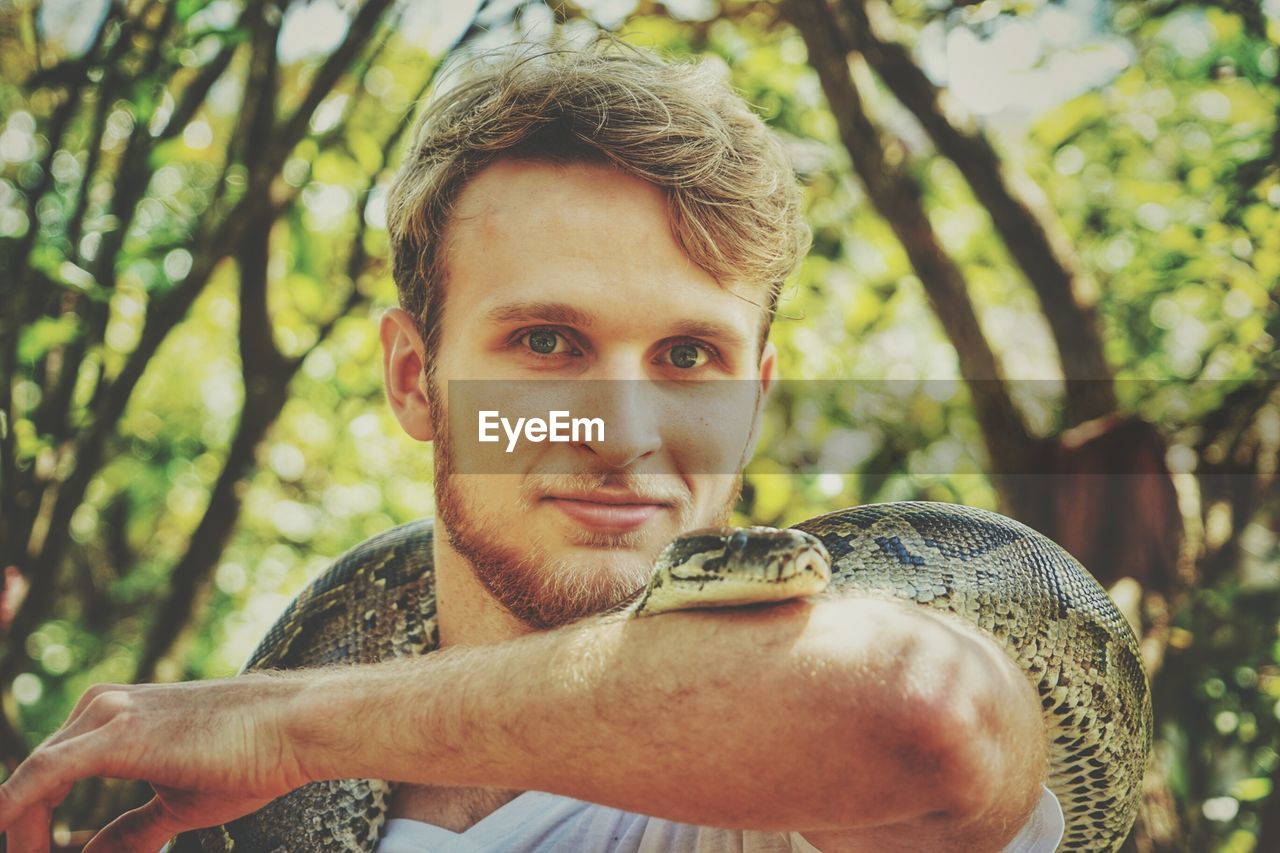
left=685, top=474, right=743, bottom=526
left=658, top=384, right=759, bottom=474
left=449, top=474, right=525, bottom=518
left=442, top=381, right=561, bottom=474
left=662, top=420, right=739, bottom=473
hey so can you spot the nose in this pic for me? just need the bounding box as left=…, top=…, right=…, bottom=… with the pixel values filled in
left=576, top=378, right=663, bottom=469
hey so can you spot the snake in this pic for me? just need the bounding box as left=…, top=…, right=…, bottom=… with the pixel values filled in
left=168, top=501, right=1151, bottom=852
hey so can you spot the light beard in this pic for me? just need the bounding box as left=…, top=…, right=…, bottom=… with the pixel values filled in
left=430, top=404, right=740, bottom=629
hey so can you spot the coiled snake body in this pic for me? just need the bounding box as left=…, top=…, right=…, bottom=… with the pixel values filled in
left=172, top=502, right=1151, bottom=852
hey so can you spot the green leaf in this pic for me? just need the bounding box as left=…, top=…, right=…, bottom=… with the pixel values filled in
left=348, top=130, right=384, bottom=175
left=1229, top=777, right=1271, bottom=802
left=1031, top=91, right=1107, bottom=151
left=176, top=0, right=217, bottom=24
left=17, top=315, right=82, bottom=363
left=28, top=245, right=112, bottom=303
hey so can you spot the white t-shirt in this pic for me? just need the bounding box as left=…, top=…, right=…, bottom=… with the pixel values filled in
left=375, top=784, right=1064, bottom=852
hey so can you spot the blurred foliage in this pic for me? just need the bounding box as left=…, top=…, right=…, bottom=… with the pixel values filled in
left=0, top=0, right=1277, bottom=849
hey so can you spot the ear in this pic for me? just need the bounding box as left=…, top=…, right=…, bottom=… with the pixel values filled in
left=380, top=308, right=435, bottom=441
left=757, top=340, right=778, bottom=396
left=739, top=341, right=778, bottom=467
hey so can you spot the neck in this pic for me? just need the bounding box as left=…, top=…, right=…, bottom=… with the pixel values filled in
left=434, top=526, right=533, bottom=647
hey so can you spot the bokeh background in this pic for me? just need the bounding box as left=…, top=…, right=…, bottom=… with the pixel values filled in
left=1, top=0, right=1277, bottom=849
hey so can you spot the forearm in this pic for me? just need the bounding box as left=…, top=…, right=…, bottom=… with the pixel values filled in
left=289, top=596, right=1045, bottom=832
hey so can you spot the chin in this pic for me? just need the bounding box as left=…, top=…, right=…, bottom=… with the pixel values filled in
left=564, top=548, right=654, bottom=591
left=516, top=556, right=651, bottom=628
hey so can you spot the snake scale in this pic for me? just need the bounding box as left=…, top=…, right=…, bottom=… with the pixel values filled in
left=169, top=501, right=1151, bottom=852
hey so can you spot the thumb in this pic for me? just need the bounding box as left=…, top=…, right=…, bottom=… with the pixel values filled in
left=83, top=796, right=189, bottom=853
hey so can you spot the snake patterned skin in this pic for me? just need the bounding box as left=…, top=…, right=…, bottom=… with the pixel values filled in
left=170, top=501, right=1151, bottom=852
left=791, top=504, right=1151, bottom=851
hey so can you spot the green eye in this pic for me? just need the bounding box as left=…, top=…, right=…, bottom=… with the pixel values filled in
left=528, top=330, right=560, bottom=354
left=669, top=344, right=704, bottom=369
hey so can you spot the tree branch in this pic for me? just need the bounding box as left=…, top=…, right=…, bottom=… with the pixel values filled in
left=154, top=33, right=242, bottom=143
left=29, top=10, right=147, bottom=449
left=0, top=1, right=279, bottom=685
left=32, top=0, right=187, bottom=461
left=782, top=0, right=1041, bottom=511
left=266, top=0, right=397, bottom=179
left=133, top=197, right=288, bottom=684
left=833, top=0, right=1116, bottom=427
left=0, top=3, right=126, bottom=572
left=133, top=13, right=482, bottom=679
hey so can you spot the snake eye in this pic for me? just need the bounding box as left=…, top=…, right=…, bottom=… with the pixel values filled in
left=727, top=530, right=749, bottom=552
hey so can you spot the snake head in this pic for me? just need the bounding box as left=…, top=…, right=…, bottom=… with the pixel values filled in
left=634, top=527, right=832, bottom=616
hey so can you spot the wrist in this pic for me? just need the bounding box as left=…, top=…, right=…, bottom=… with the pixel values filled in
left=279, top=654, right=482, bottom=786
left=279, top=666, right=372, bottom=784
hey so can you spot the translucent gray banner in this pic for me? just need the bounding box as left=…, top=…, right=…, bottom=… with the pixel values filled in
left=442, top=379, right=1269, bottom=475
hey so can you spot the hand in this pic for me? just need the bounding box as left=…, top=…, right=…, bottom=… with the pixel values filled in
left=0, top=675, right=314, bottom=852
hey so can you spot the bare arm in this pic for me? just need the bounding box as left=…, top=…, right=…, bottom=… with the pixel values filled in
left=301, top=594, right=1046, bottom=843
left=0, top=595, right=1045, bottom=851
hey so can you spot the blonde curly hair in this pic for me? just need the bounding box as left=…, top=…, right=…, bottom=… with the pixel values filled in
left=386, top=34, right=809, bottom=366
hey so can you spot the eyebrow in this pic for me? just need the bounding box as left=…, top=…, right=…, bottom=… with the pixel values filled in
left=485, top=301, right=595, bottom=328
left=484, top=301, right=752, bottom=351
left=666, top=319, right=750, bottom=352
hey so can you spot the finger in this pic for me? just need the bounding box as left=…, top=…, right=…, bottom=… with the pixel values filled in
left=4, top=802, right=53, bottom=853
left=0, top=743, right=84, bottom=830
left=83, top=797, right=189, bottom=853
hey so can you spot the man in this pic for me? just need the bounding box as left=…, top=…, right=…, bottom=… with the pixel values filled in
left=0, top=37, right=1063, bottom=852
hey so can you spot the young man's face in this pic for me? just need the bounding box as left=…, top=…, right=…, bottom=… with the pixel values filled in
left=393, top=158, right=775, bottom=628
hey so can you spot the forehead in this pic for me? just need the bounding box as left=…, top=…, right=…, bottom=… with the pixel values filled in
left=448, top=158, right=671, bottom=249
left=441, top=159, right=770, bottom=341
